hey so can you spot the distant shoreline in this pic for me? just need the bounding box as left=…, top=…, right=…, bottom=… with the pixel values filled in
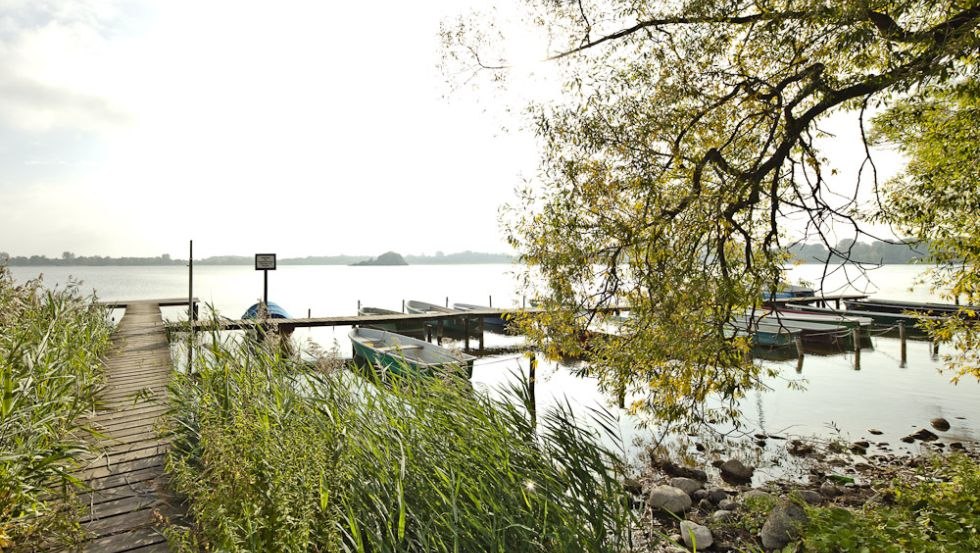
left=0, top=251, right=516, bottom=267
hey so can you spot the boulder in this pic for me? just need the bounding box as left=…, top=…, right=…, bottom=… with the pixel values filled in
left=908, top=428, right=939, bottom=442
left=718, top=498, right=736, bottom=511
left=760, top=500, right=808, bottom=550
left=711, top=509, right=734, bottom=523
left=649, top=486, right=693, bottom=514
left=931, top=417, right=951, bottom=432
left=653, top=457, right=709, bottom=482
left=868, top=428, right=883, bottom=435
left=692, top=489, right=709, bottom=501
left=669, top=476, right=703, bottom=495
left=719, top=459, right=754, bottom=484
left=679, top=520, right=713, bottom=550
left=707, top=488, right=730, bottom=504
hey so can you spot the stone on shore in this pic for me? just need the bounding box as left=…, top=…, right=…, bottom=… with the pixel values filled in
left=931, top=417, right=951, bottom=431
left=649, top=485, right=693, bottom=514
left=719, top=459, right=754, bottom=484
left=760, top=500, right=808, bottom=550
left=669, top=476, right=703, bottom=495
left=679, top=520, right=713, bottom=550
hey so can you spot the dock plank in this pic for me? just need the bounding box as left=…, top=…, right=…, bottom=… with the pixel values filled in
left=63, top=301, right=180, bottom=552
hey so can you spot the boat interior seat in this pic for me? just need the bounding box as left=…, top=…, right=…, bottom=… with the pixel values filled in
left=377, top=344, right=423, bottom=352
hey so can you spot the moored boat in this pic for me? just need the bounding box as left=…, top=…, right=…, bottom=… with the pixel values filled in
left=358, top=306, right=426, bottom=340
left=726, top=319, right=800, bottom=347
left=406, top=300, right=478, bottom=337
left=242, top=302, right=290, bottom=319
left=452, top=302, right=509, bottom=332
left=349, top=327, right=475, bottom=378
left=764, top=309, right=872, bottom=330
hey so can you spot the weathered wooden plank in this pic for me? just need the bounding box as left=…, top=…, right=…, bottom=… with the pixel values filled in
left=80, top=524, right=167, bottom=552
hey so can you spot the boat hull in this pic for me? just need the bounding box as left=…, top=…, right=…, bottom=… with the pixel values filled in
left=350, top=328, right=475, bottom=378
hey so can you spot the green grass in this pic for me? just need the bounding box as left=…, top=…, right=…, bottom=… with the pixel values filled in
left=0, top=266, right=113, bottom=548
left=165, top=331, right=638, bottom=552
left=798, top=454, right=980, bottom=553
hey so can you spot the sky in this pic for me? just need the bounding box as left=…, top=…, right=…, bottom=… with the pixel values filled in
left=0, top=0, right=545, bottom=259
left=0, top=1, right=905, bottom=260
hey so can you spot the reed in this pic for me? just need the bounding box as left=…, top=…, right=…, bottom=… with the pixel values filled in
left=165, top=329, right=638, bottom=552
left=0, top=266, right=113, bottom=548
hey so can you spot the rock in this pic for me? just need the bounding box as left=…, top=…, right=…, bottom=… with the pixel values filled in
left=950, top=442, right=966, bottom=451
left=679, top=520, right=713, bottom=550
left=850, top=444, right=867, bottom=455
left=795, top=490, right=823, bottom=505
left=868, top=428, right=883, bottom=435
left=719, top=459, right=754, bottom=484
left=755, top=439, right=768, bottom=447
left=909, top=428, right=939, bottom=442
left=669, top=477, right=703, bottom=495
left=900, top=435, right=916, bottom=444
left=760, top=500, right=808, bottom=550
left=931, top=417, right=951, bottom=431
left=819, top=481, right=841, bottom=497
left=698, top=498, right=713, bottom=511
left=742, top=489, right=774, bottom=503
left=653, top=457, right=709, bottom=482
left=788, top=439, right=814, bottom=457
left=717, top=498, right=736, bottom=511
left=754, top=433, right=768, bottom=440
left=711, top=509, right=734, bottom=523
left=649, top=486, right=693, bottom=514
left=707, top=488, right=729, bottom=504
left=692, top=489, right=709, bottom=502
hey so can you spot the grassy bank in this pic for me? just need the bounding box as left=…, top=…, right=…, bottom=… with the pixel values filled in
left=165, top=335, right=637, bottom=551
left=0, top=266, right=113, bottom=548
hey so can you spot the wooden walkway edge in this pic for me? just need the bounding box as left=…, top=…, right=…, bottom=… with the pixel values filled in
left=71, top=301, right=182, bottom=552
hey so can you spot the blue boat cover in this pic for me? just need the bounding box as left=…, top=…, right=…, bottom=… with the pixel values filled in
left=242, top=302, right=291, bottom=319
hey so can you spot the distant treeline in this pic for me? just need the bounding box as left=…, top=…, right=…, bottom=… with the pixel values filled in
left=0, top=250, right=515, bottom=266
left=788, top=240, right=932, bottom=264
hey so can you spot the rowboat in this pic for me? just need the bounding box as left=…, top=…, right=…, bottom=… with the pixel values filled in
left=242, top=302, right=290, bottom=319
left=358, top=306, right=426, bottom=340
left=761, top=309, right=873, bottom=330
left=783, top=303, right=934, bottom=328
left=844, top=298, right=976, bottom=317
left=405, top=300, right=478, bottom=337
left=349, top=327, right=475, bottom=378
left=733, top=314, right=850, bottom=345
left=452, top=303, right=509, bottom=332
left=726, top=319, right=800, bottom=347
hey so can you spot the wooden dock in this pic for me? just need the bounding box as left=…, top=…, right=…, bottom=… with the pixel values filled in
left=71, top=300, right=184, bottom=552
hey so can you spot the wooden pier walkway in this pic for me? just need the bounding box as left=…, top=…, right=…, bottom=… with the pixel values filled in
left=71, top=300, right=184, bottom=552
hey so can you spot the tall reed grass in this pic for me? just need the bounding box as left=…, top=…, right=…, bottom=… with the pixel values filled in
left=166, top=330, right=639, bottom=552
left=0, top=266, right=113, bottom=548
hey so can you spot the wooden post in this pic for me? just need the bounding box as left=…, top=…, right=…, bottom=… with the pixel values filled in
left=307, top=308, right=311, bottom=318
left=437, top=319, right=444, bottom=345
left=463, top=317, right=470, bottom=353
left=489, top=295, right=492, bottom=308
left=187, top=239, right=193, bottom=373
left=853, top=327, right=861, bottom=353
left=899, top=322, right=907, bottom=367
left=445, top=296, right=449, bottom=308
left=357, top=299, right=360, bottom=312
left=402, top=299, right=405, bottom=313
left=522, top=295, right=526, bottom=309
left=528, top=353, right=537, bottom=429
left=425, top=325, right=432, bottom=343
left=932, top=341, right=940, bottom=357
left=478, top=316, right=484, bottom=353
left=795, top=334, right=804, bottom=361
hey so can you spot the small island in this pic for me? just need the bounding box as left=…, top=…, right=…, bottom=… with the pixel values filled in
left=351, top=251, right=408, bottom=266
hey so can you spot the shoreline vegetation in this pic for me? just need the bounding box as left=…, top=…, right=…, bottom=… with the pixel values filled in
left=0, top=240, right=934, bottom=267
left=0, top=267, right=114, bottom=548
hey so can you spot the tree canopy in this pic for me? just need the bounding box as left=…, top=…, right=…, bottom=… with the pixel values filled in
left=445, top=0, right=980, bottom=426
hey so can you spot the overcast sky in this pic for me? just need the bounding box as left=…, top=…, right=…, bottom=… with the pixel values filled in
left=0, top=1, right=904, bottom=260
left=0, top=0, right=548, bottom=259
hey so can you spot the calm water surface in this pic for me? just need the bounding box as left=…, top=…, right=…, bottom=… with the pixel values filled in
left=10, top=263, right=979, bottom=466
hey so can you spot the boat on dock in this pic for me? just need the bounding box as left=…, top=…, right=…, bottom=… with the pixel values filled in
left=452, top=302, right=509, bottom=332
left=726, top=319, right=800, bottom=347
left=406, top=300, right=478, bottom=337
left=349, top=327, right=475, bottom=378
left=763, top=308, right=873, bottom=330
left=844, top=298, right=976, bottom=318
left=242, top=302, right=290, bottom=319
left=734, top=314, right=852, bottom=345
left=358, top=306, right=426, bottom=339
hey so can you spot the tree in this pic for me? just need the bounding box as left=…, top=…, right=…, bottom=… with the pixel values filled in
left=873, top=80, right=980, bottom=381
left=446, top=1, right=980, bottom=426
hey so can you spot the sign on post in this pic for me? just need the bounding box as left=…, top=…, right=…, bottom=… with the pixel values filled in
left=255, top=253, right=276, bottom=308
left=255, top=253, right=277, bottom=270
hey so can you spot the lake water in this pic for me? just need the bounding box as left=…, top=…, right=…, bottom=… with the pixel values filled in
left=9, top=263, right=979, bottom=469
